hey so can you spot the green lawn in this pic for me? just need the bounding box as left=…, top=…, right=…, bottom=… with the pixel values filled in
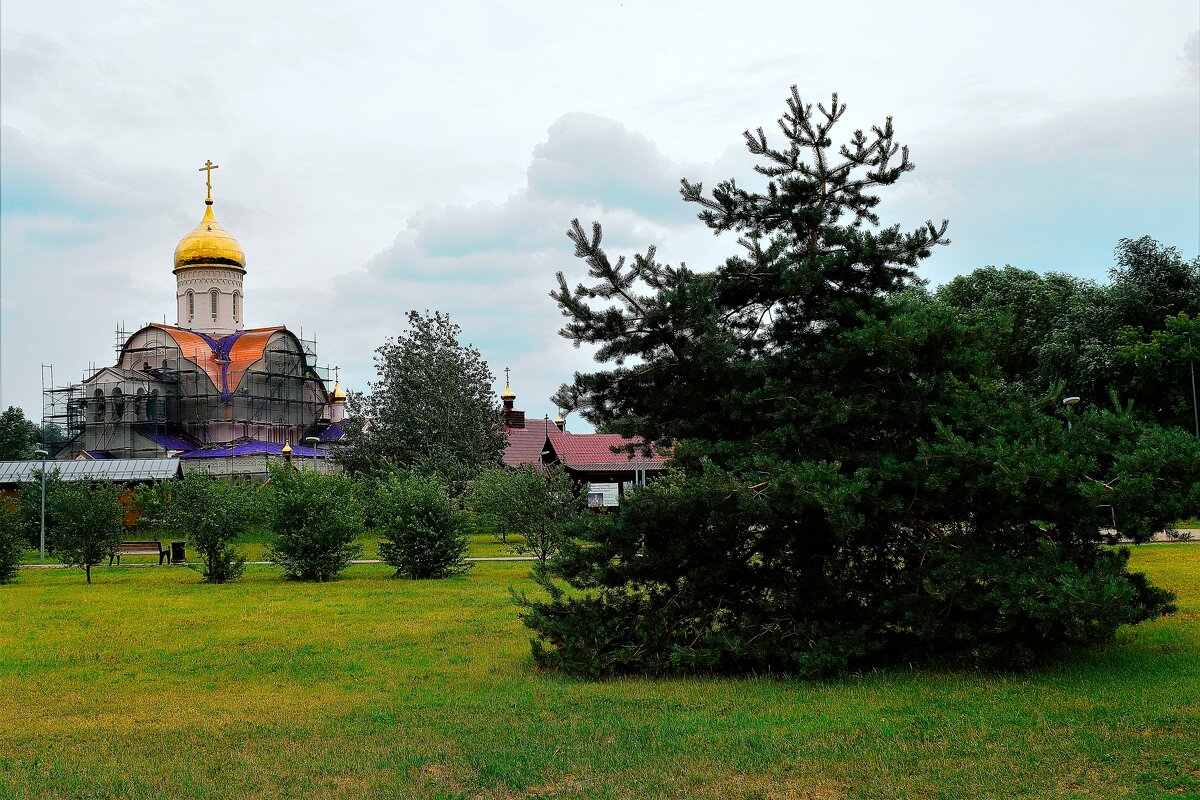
left=1, top=546, right=1197, bottom=799
left=20, top=532, right=523, bottom=565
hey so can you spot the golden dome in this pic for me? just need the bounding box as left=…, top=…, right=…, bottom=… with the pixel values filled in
left=174, top=199, right=246, bottom=272
left=281, top=442, right=293, bottom=455
left=555, top=411, right=565, bottom=423
left=330, top=381, right=347, bottom=403
left=500, top=382, right=516, bottom=401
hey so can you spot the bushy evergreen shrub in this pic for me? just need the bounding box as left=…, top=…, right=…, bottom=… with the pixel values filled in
left=377, top=472, right=469, bottom=579
left=265, top=466, right=363, bottom=581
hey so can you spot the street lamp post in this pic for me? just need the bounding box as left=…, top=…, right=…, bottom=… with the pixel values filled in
left=1189, top=335, right=1199, bottom=439
left=34, top=449, right=49, bottom=563
left=1062, top=396, right=1081, bottom=430
left=303, top=436, right=320, bottom=473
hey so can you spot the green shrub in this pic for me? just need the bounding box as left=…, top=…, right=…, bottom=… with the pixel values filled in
left=265, top=466, right=362, bottom=581
left=377, top=472, right=469, bottom=579
left=0, top=506, right=22, bottom=584
left=158, top=473, right=252, bottom=583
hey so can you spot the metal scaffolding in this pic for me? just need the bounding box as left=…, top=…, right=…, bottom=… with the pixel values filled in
left=42, top=322, right=333, bottom=459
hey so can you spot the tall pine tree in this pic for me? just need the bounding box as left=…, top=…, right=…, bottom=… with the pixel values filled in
left=519, top=88, right=1192, bottom=677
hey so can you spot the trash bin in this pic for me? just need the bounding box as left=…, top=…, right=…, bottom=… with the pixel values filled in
left=170, top=541, right=187, bottom=564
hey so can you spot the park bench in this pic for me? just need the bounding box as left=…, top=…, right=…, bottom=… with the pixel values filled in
left=109, top=541, right=168, bottom=566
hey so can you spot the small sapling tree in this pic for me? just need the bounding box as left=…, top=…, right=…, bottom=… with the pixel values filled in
left=377, top=472, right=470, bottom=579
left=467, top=467, right=515, bottom=544
left=265, top=465, right=363, bottom=581
left=469, top=466, right=581, bottom=564
left=0, top=506, right=22, bottom=584
left=158, top=472, right=253, bottom=583
left=50, top=482, right=125, bottom=583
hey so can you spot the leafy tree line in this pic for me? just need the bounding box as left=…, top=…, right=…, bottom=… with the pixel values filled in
left=518, top=87, right=1199, bottom=677
left=0, top=406, right=67, bottom=461
left=935, top=238, right=1199, bottom=431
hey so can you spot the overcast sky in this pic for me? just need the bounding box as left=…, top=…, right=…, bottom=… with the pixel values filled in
left=2, top=1, right=1197, bottom=428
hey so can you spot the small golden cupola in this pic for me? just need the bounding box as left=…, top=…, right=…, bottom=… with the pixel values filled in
left=500, top=366, right=517, bottom=404
left=174, top=160, right=246, bottom=273
left=327, top=369, right=348, bottom=424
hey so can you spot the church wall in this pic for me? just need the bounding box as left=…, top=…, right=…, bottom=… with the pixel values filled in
left=176, top=266, right=244, bottom=336
left=48, top=184, right=342, bottom=460
left=224, top=331, right=328, bottom=444
left=182, top=455, right=340, bottom=478
left=72, top=362, right=175, bottom=458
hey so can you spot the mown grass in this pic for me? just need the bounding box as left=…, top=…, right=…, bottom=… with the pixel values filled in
left=1, top=546, right=1197, bottom=799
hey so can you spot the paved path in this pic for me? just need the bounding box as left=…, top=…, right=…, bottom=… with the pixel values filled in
left=19, top=532, right=1196, bottom=570
left=19, top=556, right=538, bottom=569
left=1115, top=528, right=1197, bottom=543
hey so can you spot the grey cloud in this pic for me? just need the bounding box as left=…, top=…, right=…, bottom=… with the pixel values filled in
left=527, top=113, right=685, bottom=219
left=1184, top=30, right=1199, bottom=84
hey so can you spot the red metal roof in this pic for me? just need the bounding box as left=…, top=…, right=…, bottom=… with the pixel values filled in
left=503, top=418, right=561, bottom=467
left=546, top=432, right=669, bottom=472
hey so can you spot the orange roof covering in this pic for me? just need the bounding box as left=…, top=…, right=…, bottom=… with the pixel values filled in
left=225, top=327, right=285, bottom=392
left=146, top=325, right=289, bottom=395
left=156, top=326, right=222, bottom=389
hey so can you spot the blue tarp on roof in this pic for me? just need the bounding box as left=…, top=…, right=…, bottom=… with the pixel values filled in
left=180, top=440, right=331, bottom=459
left=137, top=429, right=198, bottom=453
left=319, top=423, right=346, bottom=442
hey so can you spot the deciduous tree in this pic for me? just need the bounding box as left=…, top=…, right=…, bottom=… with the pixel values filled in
left=469, top=466, right=581, bottom=563
left=0, top=407, right=39, bottom=461
left=0, top=506, right=22, bottom=584
left=344, top=311, right=506, bottom=490
left=156, top=473, right=254, bottom=583
left=50, top=482, right=125, bottom=584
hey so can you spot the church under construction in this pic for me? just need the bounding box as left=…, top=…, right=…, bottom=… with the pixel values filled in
left=43, top=162, right=345, bottom=473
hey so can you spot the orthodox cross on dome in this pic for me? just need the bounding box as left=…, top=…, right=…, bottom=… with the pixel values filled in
left=198, top=160, right=219, bottom=200
left=504, top=367, right=511, bottom=385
